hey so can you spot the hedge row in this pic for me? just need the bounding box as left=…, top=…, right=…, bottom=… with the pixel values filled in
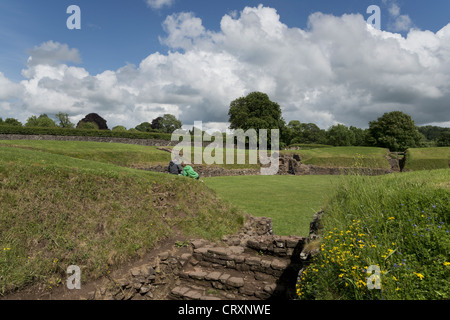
left=287, top=143, right=334, bottom=149
left=0, top=126, right=174, bottom=141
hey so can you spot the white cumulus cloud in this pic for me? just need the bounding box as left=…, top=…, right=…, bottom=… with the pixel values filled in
left=1, top=5, right=449, bottom=131
left=146, top=0, right=175, bottom=10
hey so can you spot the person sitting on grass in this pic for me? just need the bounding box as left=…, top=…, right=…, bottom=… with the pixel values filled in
left=168, top=156, right=182, bottom=175
left=180, top=161, right=199, bottom=180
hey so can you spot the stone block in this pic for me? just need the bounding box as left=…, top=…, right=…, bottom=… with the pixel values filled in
left=140, top=286, right=151, bottom=295
left=232, top=255, right=245, bottom=264
left=130, top=267, right=142, bottom=277
left=219, top=273, right=231, bottom=284
left=245, top=256, right=262, bottom=266
left=236, top=264, right=250, bottom=272
left=159, top=252, right=170, bottom=261
left=208, top=247, right=228, bottom=255
left=227, top=277, right=244, bottom=288
left=260, top=259, right=272, bottom=269
left=286, top=237, right=305, bottom=248
left=184, top=290, right=202, bottom=300
left=116, top=278, right=130, bottom=289
left=189, top=270, right=208, bottom=280
left=264, top=284, right=276, bottom=294
left=141, top=264, right=156, bottom=278
left=273, top=248, right=287, bottom=256
left=172, top=286, right=190, bottom=297
left=239, top=283, right=257, bottom=296
left=205, top=271, right=222, bottom=281
left=191, top=239, right=208, bottom=249
left=271, top=259, right=288, bottom=270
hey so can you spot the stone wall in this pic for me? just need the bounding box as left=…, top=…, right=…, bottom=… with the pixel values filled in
left=1, top=134, right=394, bottom=177
left=137, top=164, right=261, bottom=177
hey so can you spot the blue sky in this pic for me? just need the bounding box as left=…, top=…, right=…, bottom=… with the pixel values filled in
left=1, top=0, right=449, bottom=130
left=2, top=0, right=449, bottom=80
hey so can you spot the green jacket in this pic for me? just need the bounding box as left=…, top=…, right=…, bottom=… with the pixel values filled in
left=182, top=165, right=199, bottom=179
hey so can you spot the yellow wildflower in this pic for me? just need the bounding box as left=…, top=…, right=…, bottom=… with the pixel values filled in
left=413, top=272, right=425, bottom=280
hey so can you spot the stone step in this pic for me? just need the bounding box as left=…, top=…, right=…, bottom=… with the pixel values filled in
left=176, top=265, right=279, bottom=300
left=170, top=279, right=276, bottom=301
left=189, top=245, right=293, bottom=278
left=170, top=284, right=230, bottom=300
left=221, top=234, right=306, bottom=258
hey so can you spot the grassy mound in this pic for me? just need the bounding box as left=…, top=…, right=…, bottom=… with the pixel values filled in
left=0, top=145, right=245, bottom=295
left=297, top=169, right=450, bottom=300
left=285, top=146, right=391, bottom=169
left=0, top=140, right=172, bottom=167
left=404, top=147, right=450, bottom=171
left=0, top=141, right=394, bottom=172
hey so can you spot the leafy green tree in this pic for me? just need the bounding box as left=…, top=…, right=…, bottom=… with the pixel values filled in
left=418, top=125, right=449, bottom=142
left=77, top=122, right=98, bottom=130
left=3, top=118, right=22, bottom=127
left=326, top=124, right=356, bottom=146
left=286, top=121, right=327, bottom=145
left=135, top=122, right=153, bottom=133
left=25, top=114, right=57, bottom=128
left=349, top=126, right=368, bottom=146
left=55, top=112, right=74, bottom=128
left=299, top=123, right=326, bottom=144
left=151, top=117, right=163, bottom=131
left=436, top=131, right=450, bottom=147
left=159, top=114, right=182, bottom=133
left=285, top=120, right=302, bottom=144
left=112, top=125, right=127, bottom=132
left=228, top=92, right=286, bottom=144
left=367, top=111, right=424, bottom=151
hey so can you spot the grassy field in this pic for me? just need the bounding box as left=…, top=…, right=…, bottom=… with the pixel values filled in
left=404, top=147, right=450, bottom=171
left=204, top=175, right=342, bottom=236
left=297, top=169, right=450, bottom=300
left=0, top=141, right=394, bottom=171
left=0, top=141, right=260, bottom=170
left=0, top=144, right=245, bottom=295
left=285, top=146, right=391, bottom=169
left=1, top=139, right=448, bottom=299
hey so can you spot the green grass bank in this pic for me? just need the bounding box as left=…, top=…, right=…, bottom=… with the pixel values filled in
left=0, top=145, right=245, bottom=295
left=297, top=169, right=450, bottom=300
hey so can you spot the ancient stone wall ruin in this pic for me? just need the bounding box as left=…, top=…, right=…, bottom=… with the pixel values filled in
left=82, top=216, right=308, bottom=301
left=1, top=134, right=397, bottom=176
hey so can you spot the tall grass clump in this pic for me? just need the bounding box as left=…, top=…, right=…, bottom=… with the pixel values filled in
left=297, top=169, right=450, bottom=300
